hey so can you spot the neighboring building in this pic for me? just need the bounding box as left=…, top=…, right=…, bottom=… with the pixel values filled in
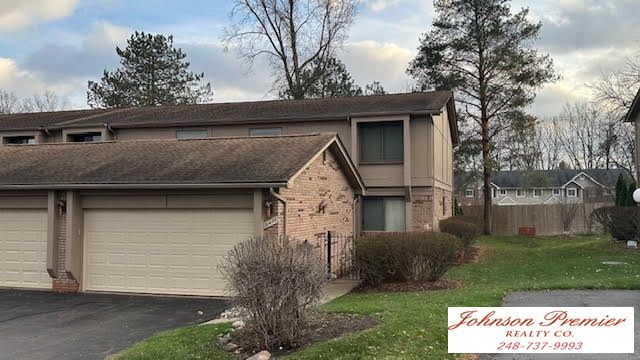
left=624, top=88, right=640, bottom=181
left=0, top=92, right=458, bottom=295
left=455, top=169, right=631, bottom=207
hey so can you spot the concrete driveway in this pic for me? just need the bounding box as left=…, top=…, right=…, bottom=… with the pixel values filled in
left=0, top=289, right=227, bottom=360
left=480, top=290, right=640, bottom=360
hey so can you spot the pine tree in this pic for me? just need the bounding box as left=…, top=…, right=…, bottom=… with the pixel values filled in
left=615, top=174, right=627, bottom=206
left=627, top=180, right=637, bottom=207
left=87, top=32, right=212, bottom=108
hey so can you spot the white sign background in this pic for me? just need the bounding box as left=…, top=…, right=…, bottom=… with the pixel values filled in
left=448, top=307, right=634, bottom=354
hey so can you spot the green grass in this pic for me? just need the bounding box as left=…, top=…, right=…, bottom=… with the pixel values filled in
left=114, top=235, right=640, bottom=360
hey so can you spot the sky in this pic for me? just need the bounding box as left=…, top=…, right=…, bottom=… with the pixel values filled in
left=0, top=0, right=638, bottom=117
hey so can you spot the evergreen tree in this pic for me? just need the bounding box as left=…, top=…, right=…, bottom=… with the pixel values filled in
left=407, top=0, right=557, bottom=234
left=615, top=174, right=627, bottom=206
left=88, top=32, right=212, bottom=108
left=627, top=180, right=637, bottom=207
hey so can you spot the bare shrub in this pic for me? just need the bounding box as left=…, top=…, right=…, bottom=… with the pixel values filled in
left=219, top=236, right=327, bottom=351
left=592, top=206, right=640, bottom=240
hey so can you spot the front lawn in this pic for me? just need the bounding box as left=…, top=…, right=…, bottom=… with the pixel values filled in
left=114, top=235, right=640, bottom=360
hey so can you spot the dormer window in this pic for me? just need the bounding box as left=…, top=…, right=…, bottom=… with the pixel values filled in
left=68, top=132, right=102, bottom=143
left=4, top=136, right=35, bottom=145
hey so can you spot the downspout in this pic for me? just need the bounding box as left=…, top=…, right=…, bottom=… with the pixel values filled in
left=269, top=188, right=287, bottom=237
left=104, top=123, right=116, bottom=139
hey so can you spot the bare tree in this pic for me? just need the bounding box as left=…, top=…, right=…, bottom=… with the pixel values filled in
left=559, top=198, right=580, bottom=235
left=21, top=90, right=68, bottom=112
left=224, top=0, right=358, bottom=99
left=591, top=55, right=640, bottom=116
left=535, top=122, right=564, bottom=170
left=0, top=90, right=21, bottom=114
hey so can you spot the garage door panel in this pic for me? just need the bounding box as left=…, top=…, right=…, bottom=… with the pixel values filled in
left=0, top=209, right=50, bottom=289
left=85, top=208, right=253, bottom=296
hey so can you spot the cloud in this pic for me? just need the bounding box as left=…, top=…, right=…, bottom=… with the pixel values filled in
left=365, top=0, right=401, bottom=12
left=22, top=21, right=129, bottom=82
left=340, top=41, right=414, bottom=92
left=0, top=0, right=79, bottom=31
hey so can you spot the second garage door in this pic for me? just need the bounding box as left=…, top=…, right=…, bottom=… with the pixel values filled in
left=84, top=208, right=254, bottom=296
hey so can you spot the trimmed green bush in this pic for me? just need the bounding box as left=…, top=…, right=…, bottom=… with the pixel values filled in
left=355, top=232, right=462, bottom=286
left=439, top=217, right=482, bottom=248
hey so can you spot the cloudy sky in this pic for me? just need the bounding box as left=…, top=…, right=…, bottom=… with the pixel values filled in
left=0, top=0, right=638, bottom=116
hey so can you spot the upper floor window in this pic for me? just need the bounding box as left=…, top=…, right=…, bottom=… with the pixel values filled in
left=250, top=127, right=282, bottom=136
left=4, top=136, right=35, bottom=145
left=553, top=189, right=561, bottom=196
left=177, top=129, right=208, bottom=139
left=359, top=122, right=403, bottom=163
left=516, top=189, right=525, bottom=197
left=68, top=132, right=102, bottom=143
left=533, top=189, right=543, bottom=197
left=567, top=188, right=577, bottom=197
left=500, top=189, right=507, bottom=196
left=465, top=189, right=474, bottom=197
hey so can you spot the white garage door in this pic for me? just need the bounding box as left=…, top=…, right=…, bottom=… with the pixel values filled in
left=0, top=209, right=50, bottom=289
left=84, top=208, right=254, bottom=296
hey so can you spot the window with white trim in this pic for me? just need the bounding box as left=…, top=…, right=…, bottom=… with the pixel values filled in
left=4, top=136, right=36, bottom=145
left=500, top=189, right=507, bottom=196
left=533, top=189, right=543, bottom=197
left=465, top=189, right=474, bottom=198
left=567, top=188, right=577, bottom=197
left=516, top=189, right=525, bottom=197
left=553, top=189, right=560, bottom=196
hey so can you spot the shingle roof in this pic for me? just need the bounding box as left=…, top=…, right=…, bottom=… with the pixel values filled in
left=455, top=169, right=632, bottom=189
left=0, top=133, right=363, bottom=189
left=0, top=91, right=454, bottom=131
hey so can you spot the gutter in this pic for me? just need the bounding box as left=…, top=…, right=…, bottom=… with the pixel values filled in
left=269, top=187, right=287, bottom=238
left=0, top=182, right=289, bottom=190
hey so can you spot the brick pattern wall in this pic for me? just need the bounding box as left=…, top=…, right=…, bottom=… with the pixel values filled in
left=433, top=187, right=453, bottom=230
left=410, top=187, right=434, bottom=231
left=52, top=199, right=79, bottom=293
left=264, top=149, right=355, bottom=244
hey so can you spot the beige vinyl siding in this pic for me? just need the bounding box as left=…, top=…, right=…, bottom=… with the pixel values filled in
left=432, top=107, right=453, bottom=189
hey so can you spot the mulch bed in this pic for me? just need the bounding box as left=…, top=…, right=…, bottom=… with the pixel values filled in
left=355, top=278, right=460, bottom=293
left=233, top=312, right=379, bottom=358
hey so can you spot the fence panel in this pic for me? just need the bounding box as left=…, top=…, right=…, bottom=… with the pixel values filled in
left=315, top=232, right=358, bottom=280
left=462, top=202, right=608, bottom=235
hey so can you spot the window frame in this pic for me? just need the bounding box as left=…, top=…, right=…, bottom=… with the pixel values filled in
left=249, top=127, right=282, bottom=136
left=67, top=132, right=102, bottom=143
left=3, top=135, right=36, bottom=145
left=465, top=189, right=474, bottom=198
left=567, top=188, right=577, bottom=197
left=362, top=196, right=406, bottom=232
left=553, top=189, right=561, bottom=196
left=533, top=189, right=543, bottom=197
left=176, top=129, right=209, bottom=139
left=516, top=189, right=525, bottom=197
left=358, top=121, right=404, bottom=164
left=499, top=189, right=507, bottom=196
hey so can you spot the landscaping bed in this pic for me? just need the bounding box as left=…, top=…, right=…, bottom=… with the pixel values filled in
left=115, top=235, right=640, bottom=360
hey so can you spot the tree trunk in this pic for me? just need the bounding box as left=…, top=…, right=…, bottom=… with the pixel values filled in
left=482, top=129, right=492, bottom=235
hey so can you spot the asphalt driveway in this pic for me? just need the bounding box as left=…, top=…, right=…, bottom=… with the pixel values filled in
left=0, top=289, right=227, bottom=360
left=480, top=290, right=640, bottom=360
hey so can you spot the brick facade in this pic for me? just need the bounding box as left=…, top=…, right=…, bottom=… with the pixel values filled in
left=52, top=194, right=79, bottom=293
left=409, top=186, right=452, bottom=231
left=264, top=149, right=355, bottom=244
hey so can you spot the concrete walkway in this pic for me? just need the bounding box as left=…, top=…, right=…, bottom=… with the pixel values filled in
left=320, top=279, right=360, bottom=304
left=480, top=290, right=640, bottom=360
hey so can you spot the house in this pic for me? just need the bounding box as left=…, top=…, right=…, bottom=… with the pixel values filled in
left=0, top=91, right=458, bottom=296
left=624, top=88, right=640, bottom=181
left=455, top=169, right=630, bottom=207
